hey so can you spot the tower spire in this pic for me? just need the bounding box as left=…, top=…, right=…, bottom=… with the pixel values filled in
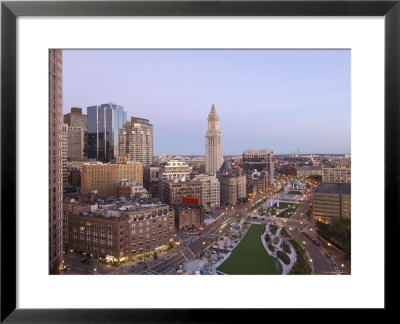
left=206, top=104, right=223, bottom=175
left=210, top=103, right=217, bottom=115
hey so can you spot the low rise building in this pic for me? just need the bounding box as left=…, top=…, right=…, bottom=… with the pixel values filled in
left=218, top=159, right=246, bottom=205
left=67, top=199, right=175, bottom=261
left=289, top=165, right=322, bottom=178
left=81, top=161, right=143, bottom=198
left=158, top=160, right=192, bottom=201
left=246, top=170, right=271, bottom=195
left=312, top=183, right=351, bottom=223
left=63, top=199, right=92, bottom=251
left=162, top=179, right=202, bottom=207
left=175, top=205, right=204, bottom=230
left=322, top=166, right=351, bottom=183
left=194, top=174, right=220, bottom=207
left=143, top=165, right=161, bottom=198
left=118, top=180, right=148, bottom=199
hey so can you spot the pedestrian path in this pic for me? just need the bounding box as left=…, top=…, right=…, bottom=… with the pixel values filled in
left=261, top=225, right=297, bottom=274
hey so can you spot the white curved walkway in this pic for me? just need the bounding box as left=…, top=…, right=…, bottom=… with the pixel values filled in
left=261, top=224, right=297, bottom=274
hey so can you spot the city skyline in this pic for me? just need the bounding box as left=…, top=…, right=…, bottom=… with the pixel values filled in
left=63, top=49, right=351, bottom=156
left=55, top=49, right=352, bottom=276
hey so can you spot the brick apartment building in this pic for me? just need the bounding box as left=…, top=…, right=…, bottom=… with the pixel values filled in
left=67, top=201, right=175, bottom=261
left=162, top=179, right=202, bottom=207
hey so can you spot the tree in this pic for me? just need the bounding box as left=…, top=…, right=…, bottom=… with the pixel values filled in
left=307, top=175, right=322, bottom=183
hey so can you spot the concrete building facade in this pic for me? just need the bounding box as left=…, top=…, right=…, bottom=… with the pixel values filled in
left=159, top=160, right=191, bottom=181
left=194, top=174, right=220, bottom=207
left=118, top=180, right=148, bottom=199
left=162, top=179, right=203, bottom=207
left=119, top=117, right=153, bottom=166
left=289, top=165, right=322, bottom=178
left=158, top=160, right=191, bottom=201
left=205, top=104, right=223, bottom=175
left=66, top=125, right=83, bottom=161
left=64, top=107, right=87, bottom=157
left=62, top=123, right=68, bottom=183
left=322, top=167, right=351, bottom=183
left=143, top=165, right=161, bottom=198
left=81, top=162, right=143, bottom=198
left=312, top=183, right=351, bottom=223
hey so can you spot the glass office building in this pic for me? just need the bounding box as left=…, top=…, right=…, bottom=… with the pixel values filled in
left=87, top=103, right=127, bottom=162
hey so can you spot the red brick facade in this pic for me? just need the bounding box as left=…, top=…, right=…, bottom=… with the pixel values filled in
left=67, top=204, right=175, bottom=261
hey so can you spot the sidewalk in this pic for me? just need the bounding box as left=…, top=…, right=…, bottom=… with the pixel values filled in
left=262, top=225, right=296, bottom=274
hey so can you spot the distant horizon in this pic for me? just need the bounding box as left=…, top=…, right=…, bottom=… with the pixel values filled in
left=63, top=49, right=351, bottom=155
left=153, top=152, right=350, bottom=157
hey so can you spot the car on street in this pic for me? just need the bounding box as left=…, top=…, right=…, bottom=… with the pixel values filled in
left=211, top=259, right=216, bottom=264
left=66, top=265, right=71, bottom=271
left=81, top=259, right=92, bottom=264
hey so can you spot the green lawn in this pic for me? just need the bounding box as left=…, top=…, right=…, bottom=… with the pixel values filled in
left=217, top=224, right=277, bottom=275
left=272, top=202, right=294, bottom=209
left=288, top=191, right=303, bottom=195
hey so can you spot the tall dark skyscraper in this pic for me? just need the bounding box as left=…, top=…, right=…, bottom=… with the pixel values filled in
left=87, top=103, right=127, bottom=162
left=49, top=49, right=64, bottom=274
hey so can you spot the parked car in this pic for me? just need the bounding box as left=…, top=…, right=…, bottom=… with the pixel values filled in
left=81, top=259, right=92, bottom=264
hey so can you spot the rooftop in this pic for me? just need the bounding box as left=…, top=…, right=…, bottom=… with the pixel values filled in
left=243, top=149, right=273, bottom=155
left=315, top=183, right=351, bottom=195
left=296, top=166, right=322, bottom=171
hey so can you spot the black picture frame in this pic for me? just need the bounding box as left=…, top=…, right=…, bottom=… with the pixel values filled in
left=1, top=0, right=398, bottom=322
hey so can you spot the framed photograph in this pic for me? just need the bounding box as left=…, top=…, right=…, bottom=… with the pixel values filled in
left=1, top=0, right=397, bottom=321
